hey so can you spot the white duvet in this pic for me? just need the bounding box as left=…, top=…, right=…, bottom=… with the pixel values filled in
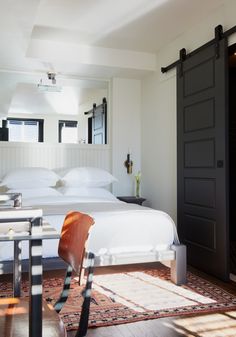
left=0, top=196, right=179, bottom=261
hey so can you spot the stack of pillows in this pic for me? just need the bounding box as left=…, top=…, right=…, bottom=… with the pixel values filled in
left=0, top=167, right=118, bottom=201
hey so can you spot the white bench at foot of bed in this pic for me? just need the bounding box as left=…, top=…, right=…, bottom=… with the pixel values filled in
left=85, top=243, right=187, bottom=285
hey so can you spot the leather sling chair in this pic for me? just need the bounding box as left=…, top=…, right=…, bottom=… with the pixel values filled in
left=54, top=211, right=95, bottom=337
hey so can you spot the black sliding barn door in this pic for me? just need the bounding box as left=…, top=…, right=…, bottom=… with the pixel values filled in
left=88, top=98, right=107, bottom=144
left=177, top=38, right=229, bottom=280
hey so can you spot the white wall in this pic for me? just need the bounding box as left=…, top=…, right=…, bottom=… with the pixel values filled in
left=112, top=78, right=141, bottom=196
left=141, top=0, right=236, bottom=222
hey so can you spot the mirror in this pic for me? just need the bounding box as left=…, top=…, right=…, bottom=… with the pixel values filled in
left=0, top=71, right=109, bottom=144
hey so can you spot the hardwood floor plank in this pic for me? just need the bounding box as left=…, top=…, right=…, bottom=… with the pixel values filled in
left=0, top=298, right=66, bottom=337
left=115, top=323, right=138, bottom=337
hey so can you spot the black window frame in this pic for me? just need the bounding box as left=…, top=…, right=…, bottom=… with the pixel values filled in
left=7, top=118, right=44, bottom=142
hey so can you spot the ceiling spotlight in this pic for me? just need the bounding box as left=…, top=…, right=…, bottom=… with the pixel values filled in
left=47, top=72, right=57, bottom=84
left=37, top=75, right=62, bottom=93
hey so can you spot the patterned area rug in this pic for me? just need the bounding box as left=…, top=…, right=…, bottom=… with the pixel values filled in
left=1, top=265, right=236, bottom=331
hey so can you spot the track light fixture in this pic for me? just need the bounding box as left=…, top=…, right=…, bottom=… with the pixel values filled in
left=47, top=72, right=57, bottom=84
left=37, top=72, right=62, bottom=92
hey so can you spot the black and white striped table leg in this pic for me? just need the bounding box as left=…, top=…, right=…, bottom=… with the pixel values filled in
left=13, top=240, right=22, bottom=297
left=29, top=217, right=43, bottom=337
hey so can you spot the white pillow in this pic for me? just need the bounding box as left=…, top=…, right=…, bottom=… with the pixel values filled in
left=8, top=187, right=62, bottom=199
left=1, top=167, right=59, bottom=189
left=59, top=187, right=117, bottom=200
left=62, top=167, right=117, bottom=187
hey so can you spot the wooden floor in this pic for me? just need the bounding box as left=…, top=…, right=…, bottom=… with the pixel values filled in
left=0, top=298, right=66, bottom=337
left=1, top=263, right=236, bottom=337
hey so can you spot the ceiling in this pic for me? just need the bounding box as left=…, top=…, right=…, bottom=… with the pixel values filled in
left=0, top=0, right=229, bottom=77
left=33, top=0, right=227, bottom=53
left=0, top=0, right=230, bottom=117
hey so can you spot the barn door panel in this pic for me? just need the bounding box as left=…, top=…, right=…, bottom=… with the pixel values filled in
left=88, top=98, right=107, bottom=144
left=177, top=38, right=229, bottom=280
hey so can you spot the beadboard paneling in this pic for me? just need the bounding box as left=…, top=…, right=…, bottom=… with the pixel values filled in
left=0, top=142, right=111, bottom=178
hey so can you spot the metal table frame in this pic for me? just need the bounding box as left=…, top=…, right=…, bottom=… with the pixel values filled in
left=0, top=207, right=60, bottom=337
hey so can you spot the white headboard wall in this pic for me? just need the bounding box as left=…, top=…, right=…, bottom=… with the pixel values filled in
left=0, top=142, right=111, bottom=178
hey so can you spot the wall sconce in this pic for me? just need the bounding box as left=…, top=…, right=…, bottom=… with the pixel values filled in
left=124, top=153, right=133, bottom=174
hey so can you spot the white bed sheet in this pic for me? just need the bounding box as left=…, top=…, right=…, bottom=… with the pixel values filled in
left=0, top=196, right=178, bottom=261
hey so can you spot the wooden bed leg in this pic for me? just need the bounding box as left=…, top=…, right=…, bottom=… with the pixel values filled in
left=170, top=244, right=187, bottom=285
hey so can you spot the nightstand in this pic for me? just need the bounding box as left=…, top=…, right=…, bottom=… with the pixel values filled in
left=117, top=196, right=146, bottom=205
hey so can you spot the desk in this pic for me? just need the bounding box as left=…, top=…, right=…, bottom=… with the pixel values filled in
left=0, top=208, right=60, bottom=337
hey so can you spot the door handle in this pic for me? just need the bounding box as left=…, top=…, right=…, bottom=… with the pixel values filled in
left=217, top=160, right=224, bottom=168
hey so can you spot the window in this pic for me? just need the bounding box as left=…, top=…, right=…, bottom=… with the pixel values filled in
left=58, top=120, right=78, bottom=143
left=7, top=118, right=44, bottom=142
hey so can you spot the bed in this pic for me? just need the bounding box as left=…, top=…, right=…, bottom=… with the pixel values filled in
left=0, top=167, right=186, bottom=285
